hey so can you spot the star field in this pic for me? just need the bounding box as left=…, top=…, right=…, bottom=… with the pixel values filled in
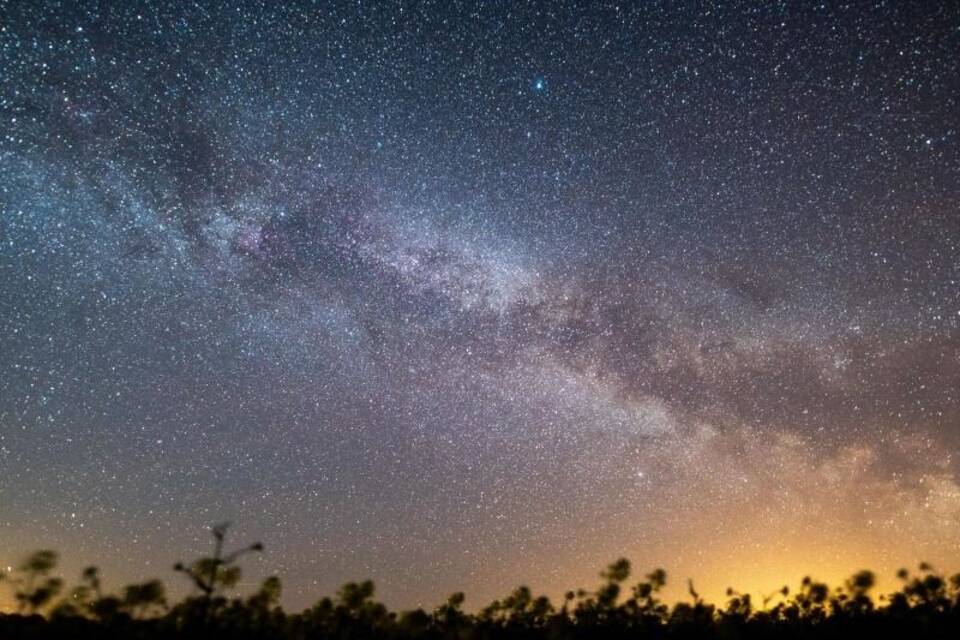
left=1, top=0, right=959, bottom=610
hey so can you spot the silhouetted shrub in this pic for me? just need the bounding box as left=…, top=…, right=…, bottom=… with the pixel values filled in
left=3, top=530, right=960, bottom=640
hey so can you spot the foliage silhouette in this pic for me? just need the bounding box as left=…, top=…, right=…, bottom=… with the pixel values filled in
left=171, top=521, right=264, bottom=630
left=0, top=549, right=63, bottom=614
left=3, top=531, right=960, bottom=639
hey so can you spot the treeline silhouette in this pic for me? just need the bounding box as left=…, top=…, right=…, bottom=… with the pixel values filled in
left=2, top=524, right=959, bottom=639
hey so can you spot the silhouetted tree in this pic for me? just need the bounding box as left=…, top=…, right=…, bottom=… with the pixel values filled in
left=122, top=579, right=167, bottom=618
left=172, top=522, right=263, bottom=627
left=47, top=566, right=102, bottom=619
left=5, top=539, right=960, bottom=640
left=0, top=550, right=63, bottom=614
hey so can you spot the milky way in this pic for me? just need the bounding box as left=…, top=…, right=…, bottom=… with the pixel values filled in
left=1, top=1, right=959, bottom=609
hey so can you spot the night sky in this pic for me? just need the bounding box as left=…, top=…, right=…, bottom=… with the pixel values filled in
left=2, top=1, right=959, bottom=611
